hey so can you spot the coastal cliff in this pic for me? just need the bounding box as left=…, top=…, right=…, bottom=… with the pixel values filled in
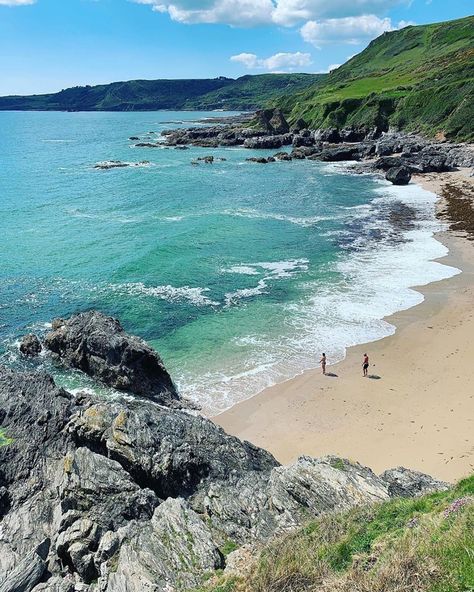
left=0, top=312, right=461, bottom=592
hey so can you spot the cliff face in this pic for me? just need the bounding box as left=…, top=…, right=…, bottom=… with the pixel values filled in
left=0, top=314, right=448, bottom=592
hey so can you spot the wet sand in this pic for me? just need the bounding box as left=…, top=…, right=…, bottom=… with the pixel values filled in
left=214, top=170, right=474, bottom=483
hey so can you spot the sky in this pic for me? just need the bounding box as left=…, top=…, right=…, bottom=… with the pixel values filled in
left=0, top=0, right=472, bottom=95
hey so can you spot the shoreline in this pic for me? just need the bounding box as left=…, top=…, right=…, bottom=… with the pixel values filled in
left=214, top=169, right=474, bottom=483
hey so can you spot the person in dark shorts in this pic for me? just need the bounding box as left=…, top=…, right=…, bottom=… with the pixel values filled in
left=362, top=353, right=369, bottom=377
left=320, top=353, right=327, bottom=375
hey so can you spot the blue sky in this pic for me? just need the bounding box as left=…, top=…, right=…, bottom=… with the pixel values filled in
left=0, top=0, right=472, bottom=95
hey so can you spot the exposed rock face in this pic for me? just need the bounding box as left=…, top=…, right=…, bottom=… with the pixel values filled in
left=243, top=134, right=292, bottom=149
left=44, top=311, right=178, bottom=406
left=19, top=333, right=42, bottom=357
left=386, top=166, right=412, bottom=185
left=317, top=145, right=361, bottom=161
left=380, top=467, right=450, bottom=497
left=0, top=313, right=453, bottom=591
left=253, top=108, right=290, bottom=134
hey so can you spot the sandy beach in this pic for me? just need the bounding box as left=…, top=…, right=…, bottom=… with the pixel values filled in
left=215, top=169, right=474, bottom=483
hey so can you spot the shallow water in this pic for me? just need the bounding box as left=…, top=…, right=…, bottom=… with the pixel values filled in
left=0, top=111, right=460, bottom=412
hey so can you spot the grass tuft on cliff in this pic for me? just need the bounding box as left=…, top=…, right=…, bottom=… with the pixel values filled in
left=277, top=15, right=474, bottom=141
left=195, top=475, right=474, bottom=592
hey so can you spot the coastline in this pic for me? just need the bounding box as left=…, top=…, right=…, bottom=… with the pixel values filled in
left=214, top=169, right=474, bottom=483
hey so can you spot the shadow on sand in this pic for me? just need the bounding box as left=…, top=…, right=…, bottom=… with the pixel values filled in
left=325, top=372, right=338, bottom=378
left=368, top=374, right=382, bottom=380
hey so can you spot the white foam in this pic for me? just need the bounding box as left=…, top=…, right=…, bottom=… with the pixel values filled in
left=178, top=181, right=461, bottom=414
left=109, top=282, right=219, bottom=306
left=222, top=208, right=330, bottom=227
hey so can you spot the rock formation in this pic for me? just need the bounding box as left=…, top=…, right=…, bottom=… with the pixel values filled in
left=43, top=311, right=179, bottom=406
left=0, top=313, right=450, bottom=592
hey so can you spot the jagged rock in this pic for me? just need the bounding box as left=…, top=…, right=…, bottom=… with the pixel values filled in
left=0, top=541, right=49, bottom=592
left=43, top=311, right=178, bottom=406
left=268, top=456, right=389, bottom=529
left=386, top=166, right=412, bottom=185
left=380, top=467, right=450, bottom=498
left=317, top=146, right=361, bottom=161
left=107, top=498, right=223, bottom=591
left=314, top=128, right=340, bottom=143
left=252, top=108, right=290, bottom=134
left=243, top=134, right=292, bottom=149
left=339, top=128, right=366, bottom=142
left=292, top=145, right=322, bottom=160
left=0, top=319, right=454, bottom=592
left=19, top=334, right=42, bottom=357
left=197, top=155, right=214, bottom=163
left=292, top=135, right=314, bottom=148
left=290, top=118, right=308, bottom=133
left=273, top=152, right=292, bottom=161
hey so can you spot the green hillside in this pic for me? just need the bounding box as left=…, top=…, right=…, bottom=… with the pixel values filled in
left=195, top=473, right=474, bottom=592
left=0, top=74, right=322, bottom=112
left=277, top=15, right=474, bottom=141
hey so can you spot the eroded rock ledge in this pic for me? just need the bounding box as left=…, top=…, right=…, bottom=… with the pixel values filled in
left=0, top=313, right=449, bottom=592
left=154, top=109, right=474, bottom=183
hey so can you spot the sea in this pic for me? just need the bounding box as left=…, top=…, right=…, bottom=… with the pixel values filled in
left=0, top=110, right=460, bottom=414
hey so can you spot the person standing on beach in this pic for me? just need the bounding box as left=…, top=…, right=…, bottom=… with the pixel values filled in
left=363, top=353, right=369, bottom=377
left=320, top=353, right=327, bottom=375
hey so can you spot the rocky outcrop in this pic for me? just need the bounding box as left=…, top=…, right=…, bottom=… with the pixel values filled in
left=386, top=166, right=412, bottom=185
left=0, top=313, right=453, bottom=592
left=19, top=334, right=42, bottom=357
left=43, top=311, right=179, bottom=406
left=380, top=467, right=449, bottom=497
left=0, top=363, right=450, bottom=592
left=243, top=134, right=292, bottom=149
left=252, top=108, right=290, bottom=135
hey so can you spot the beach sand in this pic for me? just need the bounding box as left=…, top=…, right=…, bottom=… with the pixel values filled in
left=214, top=169, right=474, bottom=483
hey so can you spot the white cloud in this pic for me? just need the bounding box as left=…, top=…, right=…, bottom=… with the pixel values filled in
left=301, top=14, right=397, bottom=46
left=132, top=0, right=411, bottom=27
left=0, top=0, right=35, bottom=4
left=231, top=51, right=312, bottom=71
left=134, top=0, right=274, bottom=26
left=272, top=0, right=409, bottom=26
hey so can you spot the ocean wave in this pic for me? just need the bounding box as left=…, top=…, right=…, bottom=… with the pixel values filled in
left=108, top=282, right=220, bottom=306
left=222, top=208, right=330, bottom=227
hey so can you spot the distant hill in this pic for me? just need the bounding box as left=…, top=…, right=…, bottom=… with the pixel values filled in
left=0, top=74, right=323, bottom=112
left=276, top=15, right=474, bottom=142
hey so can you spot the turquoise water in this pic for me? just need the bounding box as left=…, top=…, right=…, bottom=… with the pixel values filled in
left=0, top=111, right=459, bottom=412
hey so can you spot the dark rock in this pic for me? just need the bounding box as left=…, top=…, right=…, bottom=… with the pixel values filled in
left=317, top=146, right=361, bottom=161
left=0, top=545, right=48, bottom=592
left=43, top=311, right=178, bottom=406
left=313, top=128, right=340, bottom=143
left=19, top=334, right=42, bottom=357
left=273, top=152, right=292, bottom=161
left=385, top=166, right=412, bottom=185
left=339, top=128, right=366, bottom=142
left=128, top=136, right=139, bottom=141
left=197, top=155, right=214, bottom=163
left=380, top=467, right=450, bottom=498
left=292, top=135, right=314, bottom=148
left=245, top=157, right=271, bottom=164
left=174, top=145, right=189, bottom=150
left=252, top=108, right=290, bottom=134
left=243, top=134, right=293, bottom=149
left=290, top=118, right=308, bottom=133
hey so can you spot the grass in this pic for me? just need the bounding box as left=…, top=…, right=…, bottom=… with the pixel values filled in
left=192, top=475, right=474, bottom=592
left=0, top=428, right=13, bottom=447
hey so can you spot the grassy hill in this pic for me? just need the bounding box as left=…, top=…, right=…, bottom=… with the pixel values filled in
left=0, top=74, right=322, bottom=112
left=195, top=473, right=474, bottom=592
left=277, top=15, right=474, bottom=141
